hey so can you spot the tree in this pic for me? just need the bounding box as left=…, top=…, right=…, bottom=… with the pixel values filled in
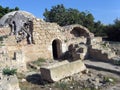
left=43, top=4, right=110, bottom=37
left=93, top=21, right=107, bottom=36
left=105, top=19, right=120, bottom=41
left=43, top=4, right=95, bottom=31
left=0, top=5, right=19, bottom=18
left=43, top=4, right=66, bottom=26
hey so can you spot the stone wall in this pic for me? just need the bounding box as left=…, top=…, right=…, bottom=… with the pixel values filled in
left=62, top=24, right=94, bottom=47
left=27, top=19, right=68, bottom=61
left=0, top=18, right=94, bottom=62
left=0, top=27, right=10, bottom=36
left=1, top=18, right=68, bottom=62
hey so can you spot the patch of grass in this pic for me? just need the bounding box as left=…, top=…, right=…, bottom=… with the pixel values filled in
left=103, top=76, right=117, bottom=84
left=101, top=43, right=108, bottom=49
left=16, top=73, right=25, bottom=79
left=0, top=37, right=3, bottom=41
left=81, top=87, right=98, bottom=90
left=0, top=44, right=5, bottom=46
left=27, top=58, right=46, bottom=71
left=19, top=81, right=32, bottom=90
left=118, top=60, right=120, bottom=65
left=64, top=39, right=68, bottom=43
left=32, top=58, right=46, bottom=66
left=114, top=60, right=120, bottom=65
left=55, top=82, right=68, bottom=90
left=2, top=68, right=17, bottom=76
left=0, top=35, right=8, bottom=41
left=19, top=81, right=43, bottom=90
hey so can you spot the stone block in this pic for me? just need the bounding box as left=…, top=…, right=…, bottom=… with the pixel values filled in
left=90, top=37, right=102, bottom=45
left=40, top=60, right=86, bottom=82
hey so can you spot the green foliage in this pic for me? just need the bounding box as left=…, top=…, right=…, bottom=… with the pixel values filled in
left=93, top=21, right=107, bottom=36
left=43, top=4, right=94, bottom=27
left=0, top=36, right=3, bottom=41
left=0, top=5, right=19, bottom=18
left=114, top=60, right=120, bottom=65
left=43, top=4, right=107, bottom=36
left=0, top=35, right=8, bottom=41
left=2, top=68, right=17, bottom=76
left=103, top=76, right=116, bottom=84
left=55, top=82, right=68, bottom=90
left=32, top=58, right=46, bottom=66
left=105, top=19, right=120, bottom=41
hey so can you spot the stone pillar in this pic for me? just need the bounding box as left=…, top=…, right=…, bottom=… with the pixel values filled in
left=14, top=51, right=24, bottom=62
left=13, top=50, right=27, bottom=72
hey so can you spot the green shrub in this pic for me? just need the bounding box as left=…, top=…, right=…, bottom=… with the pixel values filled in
left=103, top=76, right=117, bottom=84
left=64, top=40, right=68, bottom=43
left=2, top=68, right=17, bottom=76
left=55, top=82, right=68, bottom=90
left=0, top=37, right=3, bottom=41
left=32, top=58, right=46, bottom=66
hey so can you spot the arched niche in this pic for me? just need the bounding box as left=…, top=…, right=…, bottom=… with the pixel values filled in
left=52, top=39, right=62, bottom=60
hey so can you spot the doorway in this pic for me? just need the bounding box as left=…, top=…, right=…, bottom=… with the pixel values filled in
left=52, top=39, right=62, bottom=59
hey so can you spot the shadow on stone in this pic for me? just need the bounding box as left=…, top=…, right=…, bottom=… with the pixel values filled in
left=26, top=73, right=50, bottom=85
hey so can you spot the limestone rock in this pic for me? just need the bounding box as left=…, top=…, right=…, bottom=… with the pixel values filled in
left=0, top=75, right=20, bottom=90
left=40, top=60, right=86, bottom=82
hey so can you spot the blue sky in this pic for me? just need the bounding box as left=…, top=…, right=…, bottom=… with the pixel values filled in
left=0, top=0, right=120, bottom=24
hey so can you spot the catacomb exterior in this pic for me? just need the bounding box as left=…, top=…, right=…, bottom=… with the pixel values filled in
left=0, top=11, right=96, bottom=62
left=0, top=11, right=118, bottom=73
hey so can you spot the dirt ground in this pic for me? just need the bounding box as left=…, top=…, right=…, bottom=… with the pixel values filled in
left=18, top=67, right=120, bottom=90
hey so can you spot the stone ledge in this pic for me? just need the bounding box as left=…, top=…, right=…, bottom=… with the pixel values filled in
left=40, top=60, right=86, bottom=82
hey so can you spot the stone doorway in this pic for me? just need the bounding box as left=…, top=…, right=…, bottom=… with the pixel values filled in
left=52, top=39, right=62, bottom=59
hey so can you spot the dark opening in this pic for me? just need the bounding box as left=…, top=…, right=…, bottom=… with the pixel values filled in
left=70, top=27, right=88, bottom=37
left=52, top=39, right=62, bottom=59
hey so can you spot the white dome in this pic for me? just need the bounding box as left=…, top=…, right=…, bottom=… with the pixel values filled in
left=0, top=10, right=35, bottom=26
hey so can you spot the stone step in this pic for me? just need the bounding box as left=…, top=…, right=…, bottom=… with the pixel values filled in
left=84, top=60, right=120, bottom=75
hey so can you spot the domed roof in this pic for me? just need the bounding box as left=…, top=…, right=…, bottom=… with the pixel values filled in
left=0, top=10, right=35, bottom=26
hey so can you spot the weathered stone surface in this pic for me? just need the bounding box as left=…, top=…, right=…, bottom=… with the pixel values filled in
left=0, top=11, right=95, bottom=62
left=0, top=75, right=20, bottom=90
left=89, top=42, right=116, bottom=62
left=90, top=37, right=102, bottom=45
left=69, top=44, right=88, bottom=60
left=40, top=60, right=86, bottom=82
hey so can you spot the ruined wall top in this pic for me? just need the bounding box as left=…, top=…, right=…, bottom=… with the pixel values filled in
left=62, top=24, right=94, bottom=38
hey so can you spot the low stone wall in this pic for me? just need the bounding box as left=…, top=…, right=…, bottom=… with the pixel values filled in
left=40, top=60, right=86, bottom=82
left=89, top=45, right=116, bottom=63
left=89, top=48, right=110, bottom=61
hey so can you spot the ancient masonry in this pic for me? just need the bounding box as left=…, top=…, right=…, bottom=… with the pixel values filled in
left=0, top=11, right=119, bottom=82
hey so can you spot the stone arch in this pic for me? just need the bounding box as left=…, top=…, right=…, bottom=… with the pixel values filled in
left=52, top=39, right=62, bottom=59
left=70, top=27, right=89, bottom=38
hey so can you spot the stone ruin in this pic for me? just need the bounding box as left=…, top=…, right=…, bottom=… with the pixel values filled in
left=0, top=11, right=119, bottom=82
